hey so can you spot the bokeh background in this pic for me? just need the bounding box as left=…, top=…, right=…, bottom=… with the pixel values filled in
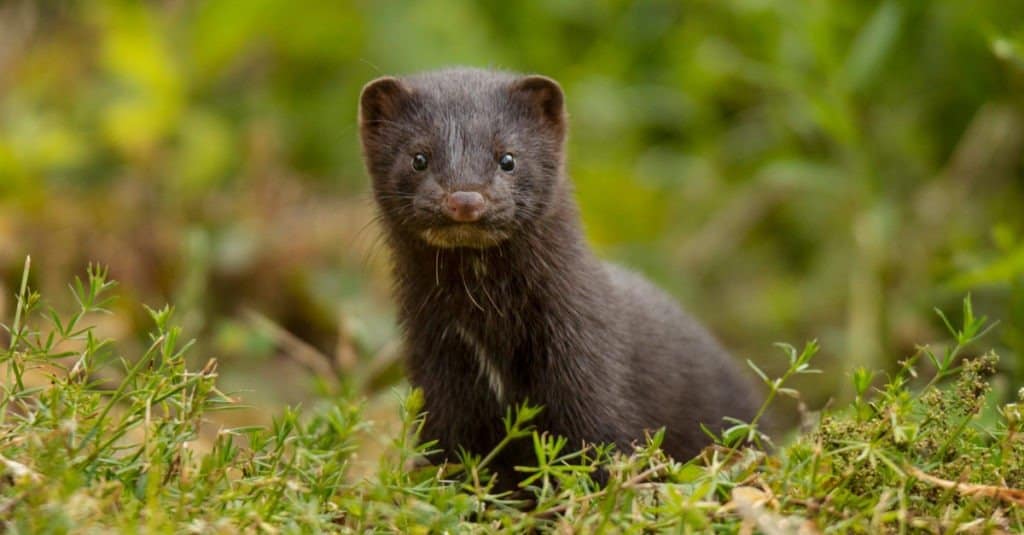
left=2, top=1, right=1023, bottom=451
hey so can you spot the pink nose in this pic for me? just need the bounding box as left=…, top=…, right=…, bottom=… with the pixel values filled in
left=444, top=191, right=487, bottom=223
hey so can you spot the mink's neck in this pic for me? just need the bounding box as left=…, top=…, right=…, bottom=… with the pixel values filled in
left=387, top=188, right=623, bottom=417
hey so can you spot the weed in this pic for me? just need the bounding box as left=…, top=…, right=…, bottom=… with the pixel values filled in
left=1, top=263, right=1021, bottom=532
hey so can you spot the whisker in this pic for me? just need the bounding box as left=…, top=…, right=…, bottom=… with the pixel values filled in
left=459, top=250, right=486, bottom=313
left=435, top=248, right=441, bottom=288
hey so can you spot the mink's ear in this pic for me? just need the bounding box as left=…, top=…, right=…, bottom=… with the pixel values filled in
left=510, top=75, right=566, bottom=137
left=359, top=76, right=412, bottom=128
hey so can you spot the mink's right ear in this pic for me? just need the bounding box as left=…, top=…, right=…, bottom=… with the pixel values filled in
left=359, top=76, right=411, bottom=130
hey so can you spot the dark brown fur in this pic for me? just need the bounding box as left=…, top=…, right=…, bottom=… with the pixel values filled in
left=358, top=68, right=759, bottom=486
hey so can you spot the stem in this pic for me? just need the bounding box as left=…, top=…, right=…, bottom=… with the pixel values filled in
left=75, top=334, right=165, bottom=456
left=7, top=256, right=32, bottom=391
left=476, top=433, right=518, bottom=473
left=9, top=256, right=30, bottom=351
left=718, top=367, right=792, bottom=468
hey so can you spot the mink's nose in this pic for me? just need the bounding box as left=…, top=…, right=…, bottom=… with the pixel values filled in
left=444, top=191, right=487, bottom=223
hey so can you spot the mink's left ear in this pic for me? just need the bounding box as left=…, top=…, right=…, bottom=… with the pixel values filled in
left=510, top=75, right=566, bottom=138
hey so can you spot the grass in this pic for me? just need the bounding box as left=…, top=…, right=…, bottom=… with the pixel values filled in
left=1, top=260, right=1022, bottom=533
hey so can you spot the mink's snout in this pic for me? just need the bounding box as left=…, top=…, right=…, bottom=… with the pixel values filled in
left=443, top=191, right=487, bottom=223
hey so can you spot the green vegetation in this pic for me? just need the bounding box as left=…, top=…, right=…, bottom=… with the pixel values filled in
left=2, top=1, right=1024, bottom=531
left=3, top=263, right=1021, bottom=532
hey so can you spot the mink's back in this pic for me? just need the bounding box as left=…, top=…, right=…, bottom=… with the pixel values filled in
left=602, top=263, right=760, bottom=458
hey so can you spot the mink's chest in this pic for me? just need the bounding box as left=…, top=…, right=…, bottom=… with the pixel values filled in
left=413, top=280, right=555, bottom=406
left=397, top=247, right=576, bottom=408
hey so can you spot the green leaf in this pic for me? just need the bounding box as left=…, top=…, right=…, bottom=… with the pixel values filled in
left=845, top=1, right=903, bottom=92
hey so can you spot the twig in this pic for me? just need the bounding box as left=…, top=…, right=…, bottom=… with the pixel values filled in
left=334, top=309, right=358, bottom=373
left=535, top=462, right=669, bottom=516
left=358, top=340, right=402, bottom=393
left=244, top=310, right=336, bottom=380
left=906, top=465, right=1024, bottom=506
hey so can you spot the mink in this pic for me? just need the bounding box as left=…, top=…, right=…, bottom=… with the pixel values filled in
left=358, top=67, right=760, bottom=487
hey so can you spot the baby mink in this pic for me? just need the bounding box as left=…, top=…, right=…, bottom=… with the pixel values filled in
left=358, top=67, right=760, bottom=487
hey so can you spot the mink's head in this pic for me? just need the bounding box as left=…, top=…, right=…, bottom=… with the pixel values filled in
left=358, top=68, right=567, bottom=249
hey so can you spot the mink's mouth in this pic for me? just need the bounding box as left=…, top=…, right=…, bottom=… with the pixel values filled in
left=419, top=224, right=509, bottom=249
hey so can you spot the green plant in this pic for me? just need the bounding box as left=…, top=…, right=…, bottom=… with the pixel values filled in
left=2, top=262, right=1022, bottom=532
left=1, top=259, right=363, bottom=531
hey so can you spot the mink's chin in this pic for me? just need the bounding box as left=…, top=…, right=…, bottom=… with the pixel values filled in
left=419, top=225, right=509, bottom=249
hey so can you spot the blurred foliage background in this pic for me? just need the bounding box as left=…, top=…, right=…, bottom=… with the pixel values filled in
left=1, top=0, right=1023, bottom=449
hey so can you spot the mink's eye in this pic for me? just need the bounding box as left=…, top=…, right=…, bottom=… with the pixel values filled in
left=412, top=153, right=429, bottom=172
left=499, top=153, right=515, bottom=172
